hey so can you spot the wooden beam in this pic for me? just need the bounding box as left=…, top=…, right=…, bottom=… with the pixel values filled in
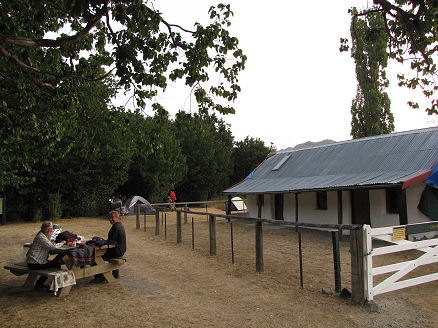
left=209, top=215, right=216, bottom=255
left=155, top=210, right=160, bottom=236
left=337, top=190, right=343, bottom=225
left=350, top=228, right=365, bottom=304
left=398, top=188, right=408, bottom=225
left=255, top=221, right=264, bottom=272
left=135, top=205, right=140, bottom=229
left=332, top=231, right=341, bottom=293
left=176, top=211, right=182, bottom=243
left=226, top=195, right=232, bottom=215
left=257, top=194, right=262, bottom=218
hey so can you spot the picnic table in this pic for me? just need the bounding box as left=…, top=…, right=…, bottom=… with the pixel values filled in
left=4, top=242, right=126, bottom=297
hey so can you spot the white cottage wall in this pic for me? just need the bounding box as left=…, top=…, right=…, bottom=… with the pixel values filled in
left=283, top=193, right=296, bottom=221
left=406, top=183, right=430, bottom=223
left=369, top=184, right=430, bottom=227
left=247, top=194, right=258, bottom=218
left=296, top=192, right=343, bottom=225
left=369, top=189, right=399, bottom=227
left=247, top=191, right=353, bottom=227
left=244, top=185, right=429, bottom=230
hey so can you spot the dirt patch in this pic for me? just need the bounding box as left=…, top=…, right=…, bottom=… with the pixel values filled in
left=1, top=210, right=438, bottom=328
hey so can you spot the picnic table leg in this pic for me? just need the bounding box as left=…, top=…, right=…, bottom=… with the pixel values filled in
left=23, top=272, right=39, bottom=288
left=102, top=271, right=116, bottom=283
left=57, top=285, right=72, bottom=297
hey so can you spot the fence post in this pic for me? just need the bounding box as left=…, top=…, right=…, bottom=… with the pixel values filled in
left=230, top=221, right=234, bottom=264
left=298, top=230, right=303, bottom=288
left=363, top=225, right=372, bottom=302
left=255, top=221, right=264, bottom=272
left=177, top=211, right=182, bottom=243
left=135, top=205, right=140, bottom=229
left=144, top=214, right=146, bottom=232
left=350, top=227, right=365, bottom=304
left=226, top=195, right=232, bottom=215
left=332, top=230, right=341, bottom=293
left=209, top=215, right=216, bottom=255
left=155, top=210, right=160, bottom=236
left=191, top=217, right=195, bottom=250
left=165, top=213, right=167, bottom=240
left=184, top=203, right=188, bottom=224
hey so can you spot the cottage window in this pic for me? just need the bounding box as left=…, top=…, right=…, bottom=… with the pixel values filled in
left=316, top=191, right=327, bottom=210
left=386, top=189, right=399, bottom=214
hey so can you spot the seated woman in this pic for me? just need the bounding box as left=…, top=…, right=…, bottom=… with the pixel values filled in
left=26, top=221, right=66, bottom=288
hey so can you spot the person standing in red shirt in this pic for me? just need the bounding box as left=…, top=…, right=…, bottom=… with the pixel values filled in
left=169, top=190, right=176, bottom=209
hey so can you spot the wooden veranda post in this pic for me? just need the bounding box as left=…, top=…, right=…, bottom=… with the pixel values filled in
left=176, top=211, right=182, bottom=243
left=350, top=226, right=365, bottom=304
left=295, top=193, right=303, bottom=288
left=135, top=205, right=140, bottom=229
left=209, top=215, right=216, bottom=255
left=155, top=211, right=160, bottom=236
left=337, top=190, right=343, bottom=234
left=255, top=221, right=264, bottom=272
left=398, top=188, right=408, bottom=225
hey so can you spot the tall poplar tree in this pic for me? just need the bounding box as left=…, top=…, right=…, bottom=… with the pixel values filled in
left=350, top=8, right=394, bottom=139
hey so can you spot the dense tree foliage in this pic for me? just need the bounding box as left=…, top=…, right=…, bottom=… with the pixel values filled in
left=350, top=8, right=394, bottom=138
left=0, top=1, right=251, bottom=220
left=231, top=137, right=271, bottom=185
left=116, top=105, right=187, bottom=203
left=1, top=0, right=246, bottom=191
left=5, top=72, right=135, bottom=219
left=341, top=0, right=438, bottom=114
left=0, top=0, right=246, bottom=113
left=173, top=112, right=233, bottom=201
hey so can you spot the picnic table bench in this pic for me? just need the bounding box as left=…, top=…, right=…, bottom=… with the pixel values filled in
left=4, top=243, right=126, bottom=297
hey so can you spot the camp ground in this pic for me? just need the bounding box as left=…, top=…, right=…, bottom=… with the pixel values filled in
left=124, top=195, right=155, bottom=215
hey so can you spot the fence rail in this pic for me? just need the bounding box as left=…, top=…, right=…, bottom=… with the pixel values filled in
left=364, top=222, right=438, bottom=302
left=135, top=205, right=365, bottom=303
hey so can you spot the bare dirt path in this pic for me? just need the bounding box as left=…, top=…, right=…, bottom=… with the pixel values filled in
left=1, top=211, right=437, bottom=328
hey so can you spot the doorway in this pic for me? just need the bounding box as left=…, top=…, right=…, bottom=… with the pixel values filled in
left=351, top=189, right=370, bottom=225
left=274, top=194, right=284, bottom=220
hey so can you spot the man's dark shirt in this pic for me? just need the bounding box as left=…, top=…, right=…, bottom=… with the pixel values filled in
left=103, top=221, right=126, bottom=259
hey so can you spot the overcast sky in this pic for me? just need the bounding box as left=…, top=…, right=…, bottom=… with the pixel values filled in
left=124, top=1, right=437, bottom=150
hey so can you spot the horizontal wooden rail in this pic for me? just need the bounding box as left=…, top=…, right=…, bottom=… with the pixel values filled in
left=152, top=206, right=361, bottom=231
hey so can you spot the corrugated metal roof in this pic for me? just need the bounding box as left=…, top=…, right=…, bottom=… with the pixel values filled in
left=224, top=127, right=438, bottom=194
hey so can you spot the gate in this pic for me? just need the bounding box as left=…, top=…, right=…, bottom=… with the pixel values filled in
left=364, top=221, right=438, bottom=301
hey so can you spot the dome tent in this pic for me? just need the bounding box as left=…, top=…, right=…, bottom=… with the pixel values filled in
left=124, top=196, right=155, bottom=215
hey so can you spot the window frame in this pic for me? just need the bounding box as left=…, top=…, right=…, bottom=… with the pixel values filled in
left=316, top=191, right=328, bottom=210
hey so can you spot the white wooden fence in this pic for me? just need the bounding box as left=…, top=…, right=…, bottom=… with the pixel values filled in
left=364, top=222, right=438, bottom=301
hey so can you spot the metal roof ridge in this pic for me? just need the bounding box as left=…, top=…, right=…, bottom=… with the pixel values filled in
left=277, top=126, right=438, bottom=154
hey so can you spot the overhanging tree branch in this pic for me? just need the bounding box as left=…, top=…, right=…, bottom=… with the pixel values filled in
left=0, top=1, right=109, bottom=49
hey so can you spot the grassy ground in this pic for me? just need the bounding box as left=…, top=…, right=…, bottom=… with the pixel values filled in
left=1, top=209, right=438, bottom=328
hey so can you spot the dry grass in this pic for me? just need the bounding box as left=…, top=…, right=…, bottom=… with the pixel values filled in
left=1, top=209, right=438, bottom=328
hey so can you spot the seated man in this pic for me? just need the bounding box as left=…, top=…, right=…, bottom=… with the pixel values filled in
left=26, top=221, right=66, bottom=288
left=91, top=210, right=126, bottom=283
